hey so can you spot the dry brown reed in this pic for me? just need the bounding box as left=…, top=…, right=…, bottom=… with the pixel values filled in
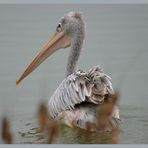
left=96, top=92, right=120, bottom=144
left=38, top=102, right=58, bottom=144
left=1, top=116, right=13, bottom=144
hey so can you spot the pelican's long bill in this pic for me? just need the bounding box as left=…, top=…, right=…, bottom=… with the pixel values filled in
left=16, top=31, right=71, bottom=85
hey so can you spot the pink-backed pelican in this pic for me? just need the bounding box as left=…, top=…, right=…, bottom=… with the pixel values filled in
left=16, top=12, right=120, bottom=131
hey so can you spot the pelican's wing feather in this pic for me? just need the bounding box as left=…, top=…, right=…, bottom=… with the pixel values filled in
left=48, top=66, right=114, bottom=117
left=48, top=69, right=93, bottom=117
left=88, top=65, right=114, bottom=95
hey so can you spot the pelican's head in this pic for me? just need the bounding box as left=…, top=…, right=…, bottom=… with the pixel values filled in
left=16, top=12, right=85, bottom=85
left=57, top=12, right=85, bottom=37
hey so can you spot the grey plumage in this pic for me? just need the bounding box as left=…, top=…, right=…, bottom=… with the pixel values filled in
left=47, top=12, right=120, bottom=131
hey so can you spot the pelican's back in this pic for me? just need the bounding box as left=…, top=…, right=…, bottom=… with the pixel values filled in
left=48, top=66, right=115, bottom=117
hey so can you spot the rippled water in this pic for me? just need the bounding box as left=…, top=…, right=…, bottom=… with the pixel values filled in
left=0, top=4, right=148, bottom=144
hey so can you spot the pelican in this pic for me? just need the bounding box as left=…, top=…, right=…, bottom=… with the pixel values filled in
left=16, top=12, right=120, bottom=131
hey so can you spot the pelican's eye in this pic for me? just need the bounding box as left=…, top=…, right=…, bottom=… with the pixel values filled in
left=56, top=23, right=62, bottom=32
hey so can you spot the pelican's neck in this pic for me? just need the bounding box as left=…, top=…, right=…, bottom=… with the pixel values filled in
left=66, top=33, right=84, bottom=77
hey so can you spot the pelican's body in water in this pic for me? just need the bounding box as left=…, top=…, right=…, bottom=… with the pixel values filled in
left=16, top=12, right=120, bottom=131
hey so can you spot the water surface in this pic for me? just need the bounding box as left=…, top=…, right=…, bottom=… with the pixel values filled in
left=0, top=4, right=148, bottom=144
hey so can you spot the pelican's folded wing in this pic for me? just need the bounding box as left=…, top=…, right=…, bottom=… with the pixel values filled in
left=48, top=70, right=94, bottom=117
left=48, top=66, right=114, bottom=118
